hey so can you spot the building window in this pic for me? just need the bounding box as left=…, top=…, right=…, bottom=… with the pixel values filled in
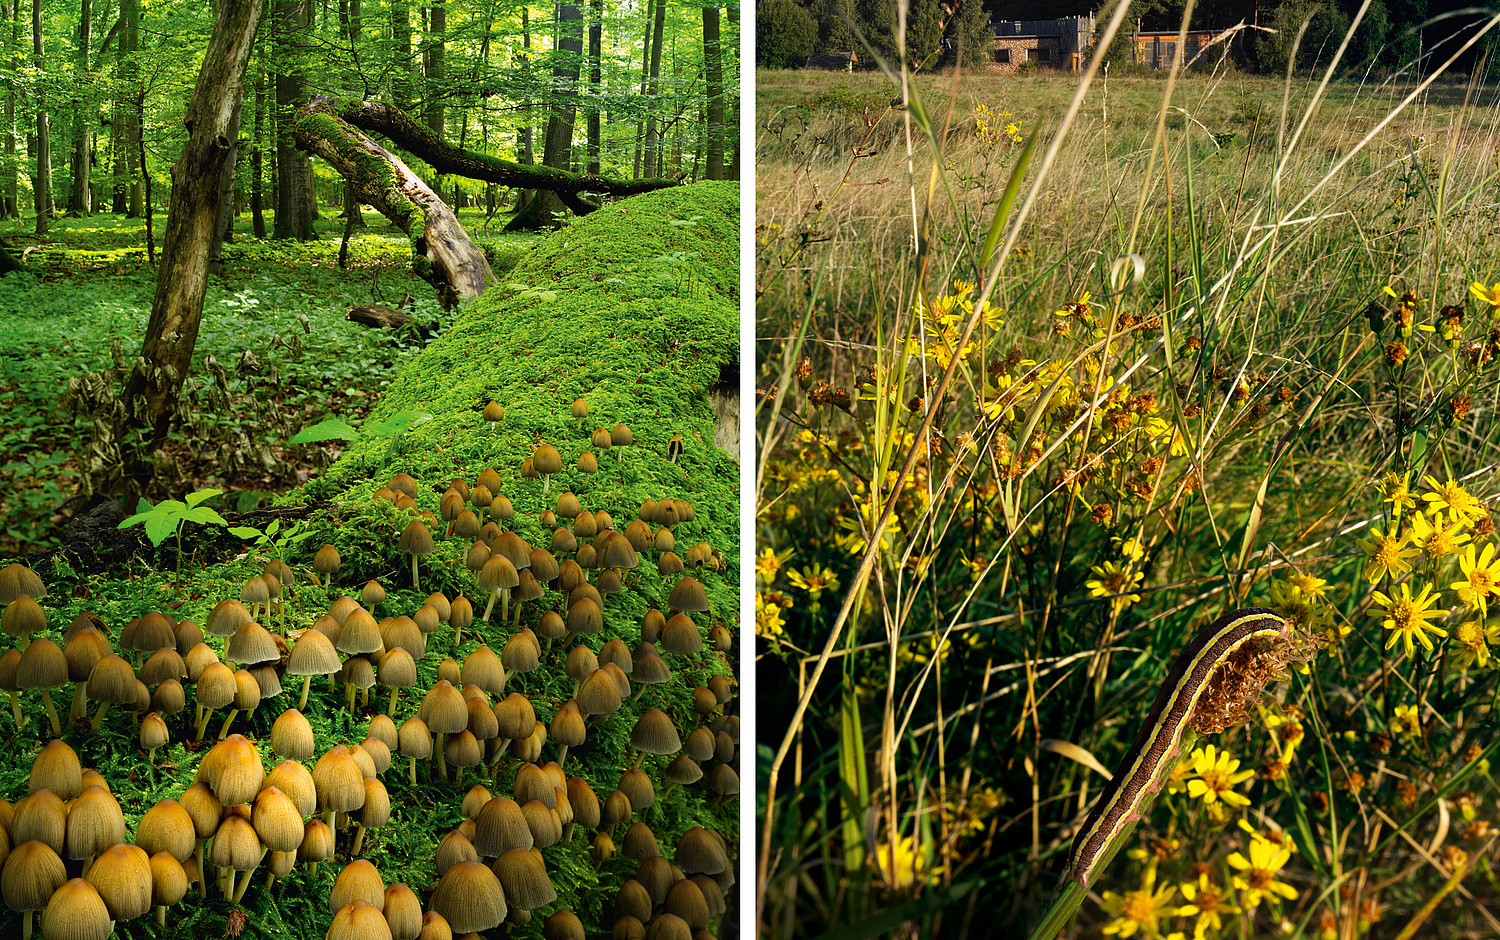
left=995, top=48, right=1011, bottom=64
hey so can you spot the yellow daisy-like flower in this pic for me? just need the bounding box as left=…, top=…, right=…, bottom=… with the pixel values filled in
left=755, top=546, right=792, bottom=587
left=1453, top=619, right=1500, bottom=671
left=1372, top=581, right=1448, bottom=656
left=1288, top=571, right=1331, bottom=600
left=1451, top=542, right=1500, bottom=613
left=1164, top=759, right=1194, bottom=796
left=1100, top=863, right=1178, bottom=937
left=755, top=592, right=788, bottom=641
left=1391, top=703, right=1421, bottom=737
left=1185, top=744, right=1256, bottom=806
left=1228, top=833, right=1299, bottom=908
left=1407, top=510, right=1471, bottom=560
left=1178, top=872, right=1241, bottom=940
left=1086, top=560, right=1144, bottom=608
left=1355, top=525, right=1420, bottom=584
left=1470, top=280, right=1500, bottom=317
left=1378, top=471, right=1417, bottom=513
left=1421, top=476, right=1483, bottom=525
left=786, top=563, right=840, bottom=601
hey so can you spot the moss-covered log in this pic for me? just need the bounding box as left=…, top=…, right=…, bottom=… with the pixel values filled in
left=329, top=97, right=679, bottom=215
left=291, top=94, right=494, bottom=307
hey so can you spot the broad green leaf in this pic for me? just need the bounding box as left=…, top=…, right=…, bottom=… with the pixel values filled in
left=183, top=507, right=229, bottom=526
left=143, top=513, right=177, bottom=547
left=228, top=526, right=262, bottom=539
left=186, top=488, right=224, bottom=508
left=291, top=418, right=360, bottom=444
left=266, top=519, right=280, bottom=537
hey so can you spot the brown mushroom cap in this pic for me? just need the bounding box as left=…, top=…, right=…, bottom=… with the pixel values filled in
left=270, top=708, right=316, bottom=761
left=288, top=630, right=342, bottom=679
left=491, top=846, right=556, bottom=910
left=299, top=818, right=335, bottom=864
left=660, top=614, right=704, bottom=656
left=265, top=760, right=318, bottom=818
left=675, top=826, right=729, bottom=875
left=0, top=563, right=46, bottom=605
left=419, top=680, right=469, bottom=735
left=2, top=839, right=67, bottom=914
left=312, top=746, right=367, bottom=814
left=17, top=637, right=67, bottom=692
left=610, top=424, right=633, bottom=447
left=30, top=739, right=83, bottom=800
left=136, top=799, right=195, bottom=863
left=197, top=734, right=265, bottom=807
left=533, top=444, right=562, bottom=476
left=41, top=877, right=112, bottom=940
left=618, top=768, right=655, bottom=812
left=461, top=647, right=506, bottom=696
left=149, top=851, right=190, bottom=908
left=473, top=796, right=533, bottom=856
left=253, top=786, right=306, bottom=853
left=338, top=607, right=384, bottom=656
left=614, top=878, right=653, bottom=922
left=329, top=898, right=394, bottom=940
left=329, top=858, right=386, bottom=915
left=622, top=823, right=660, bottom=861
left=397, top=717, right=433, bottom=759
left=2, top=595, right=46, bottom=643
left=430, top=860, right=507, bottom=933
left=576, top=669, right=622, bottom=717
left=177, top=782, right=223, bottom=840
left=630, top=709, right=682, bottom=756
left=12, top=789, right=66, bottom=853
left=383, top=883, right=423, bottom=940
left=66, top=786, right=126, bottom=862
left=86, top=842, right=153, bottom=919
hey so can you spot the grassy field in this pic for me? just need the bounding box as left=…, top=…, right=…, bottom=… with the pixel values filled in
left=756, top=49, right=1500, bottom=940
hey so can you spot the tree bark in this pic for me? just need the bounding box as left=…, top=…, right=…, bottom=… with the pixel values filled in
left=535, top=0, right=582, bottom=221
left=68, top=0, right=92, bottom=214
left=207, top=94, right=242, bottom=276
left=273, top=0, right=313, bottom=239
left=327, top=98, right=676, bottom=208
left=641, top=0, right=666, bottom=179
left=2, top=0, right=17, bottom=218
left=423, top=0, right=444, bottom=138
left=390, top=0, right=412, bottom=110
left=118, top=0, right=265, bottom=490
left=586, top=0, right=602, bottom=175
left=702, top=0, right=724, bottom=182
left=251, top=54, right=267, bottom=237
left=725, top=0, right=739, bottom=180
left=124, top=0, right=142, bottom=217
left=32, top=0, right=52, bottom=235
left=292, top=94, right=493, bottom=306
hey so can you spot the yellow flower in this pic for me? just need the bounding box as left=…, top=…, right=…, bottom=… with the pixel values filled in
left=786, top=563, right=840, bottom=601
left=1407, top=510, right=1471, bottom=560
left=1113, top=536, right=1148, bottom=564
left=1184, top=744, right=1255, bottom=807
left=1379, top=472, right=1417, bottom=512
left=1451, top=542, right=1500, bottom=613
left=1086, top=560, right=1144, bottom=608
left=833, top=496, right=901, bottom=555
left=1372, top=581, right=1448, bottom=656
left=755, top=592, right=789, bottom=641
left=1421, top=476, right=1483, bottom=525
left=1228, top=833, right=1299, bottom=907
left=1391, top=703, right=1421, bottom=737
left=1100, top=863, right=1178, bottom=937
left=1454, top=619, right=1500, bottom=671
left=872, top=832, right=933, bottom=890
left=1355, top=525, right=1420, bottom=584
left=1178, top=872, right=1240, bottom=940
left=1287, top=571, right=1330, bottom=600
left=755, top=546, right=792, bottom=587
left=1470, top=280, right=1500, bottom=317
left=1164, top=759, right=1194, bottom=795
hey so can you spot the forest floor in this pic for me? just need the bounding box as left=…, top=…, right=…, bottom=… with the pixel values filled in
left=0, top=209, right=539, bottom=556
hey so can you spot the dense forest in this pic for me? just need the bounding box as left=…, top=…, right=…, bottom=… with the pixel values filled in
left=756, top=0, right=1497, bottom=74
left=0, top=0, right=740, bottom=239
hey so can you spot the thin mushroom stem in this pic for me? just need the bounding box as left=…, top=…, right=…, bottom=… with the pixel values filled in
left=351, top=822, right=368, bottom=856
left=482, top=589, right=499, bottom=623
left=69, top=681, right=88, bottom=722
left=387, top=687, right=401, bottom=715
left=42, top=689, right=61, bottom=734
left=218, top=708, right=240, bottom=740
left=298, top=674, right=312, bottom=710
left=435, top=733, right=448, bottom=778
left=197, top=837, right=208, bottom=898
left=556, top=744, right=570, bottom=767
left=7, top=689, right=25, bottom=729
left=232, top=849, right=266, bottom=903
left=156, top=905, right=167, bottom=927
left=323, top=809, right=338, bottom=856
left=408, top=755, right=418, bottom=787
left=194, top=707, right=214, bottom=742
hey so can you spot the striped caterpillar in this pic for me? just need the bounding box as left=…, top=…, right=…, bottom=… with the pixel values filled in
left=1068, top=608, right=1298, bottom=886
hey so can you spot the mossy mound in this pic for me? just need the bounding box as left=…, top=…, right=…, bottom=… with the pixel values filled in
left=0, top=182, right=740, bottom=940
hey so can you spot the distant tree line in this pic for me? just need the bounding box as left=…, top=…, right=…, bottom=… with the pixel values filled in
left=757, top=0, right=1497, bottom=74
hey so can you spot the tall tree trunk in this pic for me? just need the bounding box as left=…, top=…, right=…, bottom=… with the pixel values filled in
left=586, top=0, right=601, bottom=175
left=632, top=0, right=652, bottom=178
left=251, top=52, right=266, bottom=237
left=536, top=0, right=582, bottom=221
left=725, top=0, right=739, bottom=180
left=641, top=0, right=666, bottom=180
left=68, top=0, right=92, bottom=214
left=702, top=0, right=724, bottom=182
left=2, top=0, right=16, bottom=218
left=207, top=94, right=242, bottom=276
left=273, top=0, right=313, bottom=239
left=31, top=0, right=51, bottom=234
left=514, top=7, right=532, bottom=211
left=118, top=0, right=265, bottom=492
left=390, top=0, right=411, bottom=110
left=423, top=0, right=444, bottom=137
left=111, top=98, right=126, bottom=212
left=125, top=0, right=142, bottom=217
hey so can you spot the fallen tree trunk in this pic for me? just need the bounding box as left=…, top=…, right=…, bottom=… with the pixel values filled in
left=329, top=97, right=679, bottom=215
left=291, top=94, right=493, bottom=306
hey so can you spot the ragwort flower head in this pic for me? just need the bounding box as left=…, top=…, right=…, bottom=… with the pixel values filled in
left=1355, top=525, right=1420, bottom=585
left=1421, top=476, right=1483, bottom=525
left=1184, top=744, right=1255, bottom=806
left=1451, top=542, right=1500, bottom=613
left=1100, top=863, right=1178, bottom=937
left=1372, top=581, right=1447, bottom=657
left=1407, top=510, right=1470, bottom=561
left=1228, top=833, right=1299, bottom=908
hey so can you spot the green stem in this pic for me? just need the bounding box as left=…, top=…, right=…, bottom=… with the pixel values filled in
left=1025, top=880, right=1091, bottom=940
left=299, top=675, right=311, bottom=710
left=43, top=689, right=61, bottom=735
left=8, top=689, right=25, bottom=729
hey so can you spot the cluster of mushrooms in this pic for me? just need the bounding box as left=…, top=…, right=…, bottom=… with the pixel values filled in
left=0, top=398, right=738, bottom=939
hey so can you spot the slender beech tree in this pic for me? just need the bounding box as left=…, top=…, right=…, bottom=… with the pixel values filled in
left=537, top=0, right=583, bottom=219
left=586, top=0, right=603, bottom=174
left=2, top=0, right=16, bottom=217
left=273, top=0, right=314, bottom=239
left=703, top=0, right=724, bottom=181
left=119, top=0, right=266, bottom=489
left=32, top=0, right=52, bottom=234
left=68, top=0, right=92, bottom=214
left=641, top=0, right=666, bottom=179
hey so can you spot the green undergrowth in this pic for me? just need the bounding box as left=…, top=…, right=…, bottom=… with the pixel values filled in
left=1, top=182, right=740, bottom=939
